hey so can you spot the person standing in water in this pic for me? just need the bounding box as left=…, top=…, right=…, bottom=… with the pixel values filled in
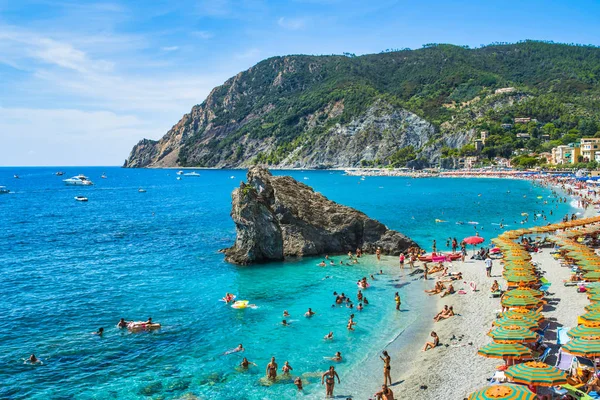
left=376, top=247, right=381, bottom=261
left=395, top=292, right=401, bottom=310
left=266, top=357, right=278, bottom=380
left=321, top=365, right=340, bottom=398
left=240, top=357, right=256, bottom=369
left=399, top=253, right=405, bottom=268
left=380, top=350, right=392, bottom=385
left=282, top=361, right=293, bottom=375
left=432, top=240, right=437, bottom=253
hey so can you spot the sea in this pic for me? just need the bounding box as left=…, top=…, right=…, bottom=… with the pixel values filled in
left=0, top=167, right=575, bottom=399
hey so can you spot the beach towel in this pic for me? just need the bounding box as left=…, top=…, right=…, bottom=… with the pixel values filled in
left=555, top=350, right=575, bottom=371
left=557, top=327, right=571, bottom=345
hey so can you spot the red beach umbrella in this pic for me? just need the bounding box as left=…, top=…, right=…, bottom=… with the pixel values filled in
left=464, top=236, right=485, bottom=245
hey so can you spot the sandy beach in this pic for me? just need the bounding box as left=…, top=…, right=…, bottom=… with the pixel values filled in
left=383, top=184, right=599, bottom=400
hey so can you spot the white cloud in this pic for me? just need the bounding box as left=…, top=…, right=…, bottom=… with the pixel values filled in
left=160, top=46, right=179, bottom=52
left=0, top=107, right=159, bottom=166
left=191, top=30, right=214, bottom=40
left=277, top=17, right=306, bottom=30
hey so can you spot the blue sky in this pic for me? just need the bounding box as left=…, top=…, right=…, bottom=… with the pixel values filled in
left=1, top=0, right=599, bottom=166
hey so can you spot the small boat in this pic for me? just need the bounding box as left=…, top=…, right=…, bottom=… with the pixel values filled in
left=176, top=170, right=184, bottom=175
left=183, top=172, right=200, bottom=177
left=13, top=175, right=19, bottom=179
left=0, top=186, right=9, bottom=194
left=101, top=173, right=107, bottom=179
left=176, top=177, right=181, bottom=180
left=74, top=196, right=88, bottom=202
left=55, top=171, right=64, bottom=176
left=63, top=175, right=94, bottom=186
left=138, top=188, right=146, bottom=193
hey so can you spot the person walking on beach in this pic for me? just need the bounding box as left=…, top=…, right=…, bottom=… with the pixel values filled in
left=485, top=255, right=493, bottom=278
left=321, top=365, right=340, bottom=398
left=380, top=350, right=392, bottom=385
left=395, top=292, right=401, bottom=310
left=399, top=253, right=405, bottom=268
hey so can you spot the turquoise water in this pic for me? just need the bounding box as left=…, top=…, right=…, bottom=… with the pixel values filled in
left=0, top=168, right=573, bottom=399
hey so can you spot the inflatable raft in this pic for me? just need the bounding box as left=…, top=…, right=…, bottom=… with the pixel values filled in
left=127, top=322, right=161, bottom=331
left=418, top=253, right=461, bottom=262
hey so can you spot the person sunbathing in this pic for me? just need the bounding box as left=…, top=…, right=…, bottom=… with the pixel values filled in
left=428, top=263, right=445, bottom=274
left=491, top=280, right=500, bottom=292
left=422, top=331, right=439, bottom=351
left=425, top=282, right=445, bottom=295
left=440, top=284, right=455, bottom=297
left=440, top=273, right=463, bottom=283
left=374, top=384, right=394, bottom=400
left=434, top=306, right=454, bottom=322
left=433, top=305, right=449, bottom=320
left=586, top=374, right=600, bottom=394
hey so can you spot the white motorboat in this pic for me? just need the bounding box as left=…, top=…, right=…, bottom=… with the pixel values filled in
left=13, top=175, right=19, bottom=179
left=176, top=170, right=184, bottom=175
left=183, top=172, right=200, bottom=177
left=138, top=188, right=147, bottom=193
left=0, top=186, right=9, bottom=194
left=176, top=177, right=181, bottom=180
left=74, top=196, right=88, bottom=202
left=101, top=173, right=107, bottom=179
left=63, top=175, right=94, bottom=186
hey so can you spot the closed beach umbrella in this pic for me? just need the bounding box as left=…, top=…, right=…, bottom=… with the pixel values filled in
left=562, top=336, right=600, bottom=357
left=468, top=384, right=536, bottom=400
left=502, top=309, right=544, bottom=322
left=504, top=288, right=544, bottom=298
left=488, top=325, right=538, bottom=343
left=493, top=316, right=539, bottom=330
left=505, top=361, right=567, bottom=387
left=477, top=341, right=532, bottom=360
left=567, top=325, right=600, bottom=339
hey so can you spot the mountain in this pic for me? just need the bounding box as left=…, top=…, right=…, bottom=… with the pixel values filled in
left=124, top=41, right=600, bottom=169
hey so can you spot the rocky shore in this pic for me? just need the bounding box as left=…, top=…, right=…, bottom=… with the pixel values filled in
left=223, top=166, right=418, bottom=264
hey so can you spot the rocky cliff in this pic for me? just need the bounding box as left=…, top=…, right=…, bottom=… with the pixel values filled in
left=224, top=167, right=418, bottom=264
left=124, top=42, right=600, bottom=169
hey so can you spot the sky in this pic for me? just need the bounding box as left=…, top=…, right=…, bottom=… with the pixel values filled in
left=1, top=0, right=600, bottom=166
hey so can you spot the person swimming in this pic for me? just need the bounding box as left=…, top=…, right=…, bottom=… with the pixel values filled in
left=363, top=297, right=369, bottom=305
left=305, top=308, right=316, bottom=317
left=318, top=261, right=326, bottom=267
left=329, top=351, right=342, bottom=361
left=283, top=310, right=290, bottom=317
left=294, top=376, right=303, bottom=390
left=26, top=354, right=41, bottom=364
left=117, top=318, right=128, bottom=328
left=225, top=344, right=244, bottom=355
left=282, top=361, right=293, bottom=374
left=324, top=331, right=334, bottom=340
left=282, top=319, right=289, bottom=326
left=357, top=303, right=363, bottom=311
left=240, top=357, right=256, bottom=369
left=92, top=327, right=104, bottom=336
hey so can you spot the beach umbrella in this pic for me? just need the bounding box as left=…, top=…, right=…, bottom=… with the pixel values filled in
left=477, top=341, right=532, bottom=360
left=504, top=275, right=539, bottom=284
left=503, top=288, right=544, bottom=298
left=501, top=296, right=542, bottom=308
left=502, top=309, right=544, bottom=322
left=505, top=361, right=567, bottom=387
left=585, top=303, right=600, bottom=312
left=464, top=236, right=485, bottom=254
left=588, top=294, right=600, bottom=302
left=582, top=320, right=600, bottom=328
left=488, top=325, right=538, bottom=343
left=584, top=271, right=600, bottom=281
left=567, top=325, right=600, bottom=339
left=580, top=311, right=600, bottom=322
left=562, top=336, right=600, bottom=357
left=467, top=384, right=536, bottom=400
left=493, top=316, right=539, bottom=330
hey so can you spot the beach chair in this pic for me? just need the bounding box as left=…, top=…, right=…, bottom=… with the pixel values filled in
left=540, top=277, right=550, bottom=285
left=488, top=370, right=507, bottom=384
left=558, top=384, right=595, bottom=400
left=534, top=347, right=552, bottom=363
left=555, top=349, right=576, bottom=371
left=557, top=327, right=571, bottom=345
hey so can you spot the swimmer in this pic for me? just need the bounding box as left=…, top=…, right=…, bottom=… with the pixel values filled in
left=240, top=357, right=256, bottom=369
left=26, top=354, right=41, bottom=364
left=266, top=357, right=278, bottom=380
left=294, top=376, right=303, bottom=390
left=282, top=319, right=290, bottom=326
left=357, top=290, right=363, bottom=301
left=379, top=269, right=384, bottom=275
left=305, top=308, right=316, bottom=317
left=282, top=361, right=293, bottom=374
left=318, top=261, right=326, bottom=267
left=324, top=331, right=334, bottom=340
left=329, top=261, right=335, bottom=266
left=347, top=315, right=356, bottom=330
left=224, top=344, right=244, bottom=355
left=363, top=297, right=369, bottom=305
left=283, top=310, right=290, bottom=317
left=357, top=303, right=363, bottom=311
left=347, top=251, right=353, bottom=258
left=370, top=274, right=376, bottom=280
left=92, top=327, right=104, bottom=336
left=144, top=317, right=153, bottom=325
left=329, top=351, right=342, bottom=361
left=117, top=318, right=128, bottom=328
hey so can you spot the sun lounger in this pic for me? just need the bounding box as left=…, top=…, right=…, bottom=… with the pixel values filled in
left=534, top=347, right=552, bottom=363
left=555, top=349, right=575, bottom=371
left=488, top=370, right=507, bottom=384
left=559, top=384, right=595, bottom=400
left=491, top=291, right=502, bottom=298
left=557, top=327, right=571, bottom=345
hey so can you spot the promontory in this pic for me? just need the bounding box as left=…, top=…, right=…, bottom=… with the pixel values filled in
left=224, top=166, right=418, bottom=264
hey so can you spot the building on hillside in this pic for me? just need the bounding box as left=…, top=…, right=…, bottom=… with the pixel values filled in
left=516, top=133, right=530, bottom=139
left=501, top=124, right=513, bottom=129
left=474, top=139, right=484, bottom=151
left=494, top=157, right=511, bottom=167
left=538, top=152, right=553, bottom=164
left=480, top=131, right=488, bottom=145
left=465, top=156, right=479, bottom=169
left=540, top=134, right=551, bottom=141
left=552, top=145, right=573, bottom=164
left=581, top=138, right=600, bottom=162
left=515, top=117, right=531, bottom=124
left=495, top=87, right=516, bottom=94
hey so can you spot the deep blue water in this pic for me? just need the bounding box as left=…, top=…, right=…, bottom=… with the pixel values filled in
left=0, top=168, right=573, bottom=399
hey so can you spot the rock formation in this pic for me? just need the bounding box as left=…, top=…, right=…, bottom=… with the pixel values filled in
left=224, top=166, right=418, bottom=264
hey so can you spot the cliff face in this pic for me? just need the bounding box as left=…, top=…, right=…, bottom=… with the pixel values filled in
left=124, top=42, right=600, bottom=169
left=224, top=167, right=418, bottom=264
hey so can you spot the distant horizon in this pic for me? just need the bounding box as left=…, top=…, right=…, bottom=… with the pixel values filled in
left=2, top=0, right=600, bottom=166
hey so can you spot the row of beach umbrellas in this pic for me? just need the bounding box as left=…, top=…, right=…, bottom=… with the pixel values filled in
left=467, top=217, right=600, bottom=398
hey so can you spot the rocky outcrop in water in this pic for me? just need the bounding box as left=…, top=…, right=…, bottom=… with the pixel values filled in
left=224, top=167, right=418, bottom=264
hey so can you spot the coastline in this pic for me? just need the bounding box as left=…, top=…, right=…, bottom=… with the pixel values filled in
left=383, top=177, right=598, bottom=399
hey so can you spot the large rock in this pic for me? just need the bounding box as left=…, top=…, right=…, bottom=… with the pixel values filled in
left=224, top=167, right=419, bottom=264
